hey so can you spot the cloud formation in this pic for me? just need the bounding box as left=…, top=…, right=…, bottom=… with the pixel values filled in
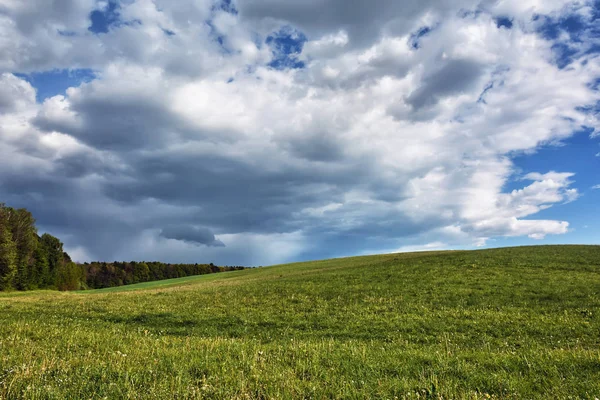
left=160, top=225, right=225, bottom=247
left=0, top=0, right=598, bottom=265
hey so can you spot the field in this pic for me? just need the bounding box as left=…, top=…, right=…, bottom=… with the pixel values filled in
left=1, top=245, right=599, bottom=399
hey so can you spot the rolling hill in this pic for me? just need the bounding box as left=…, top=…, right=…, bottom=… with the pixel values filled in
left=1, top=245, right=599, bottom=398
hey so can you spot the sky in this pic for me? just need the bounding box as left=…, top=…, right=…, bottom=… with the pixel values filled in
left=0, top=0, right=599, bottom=266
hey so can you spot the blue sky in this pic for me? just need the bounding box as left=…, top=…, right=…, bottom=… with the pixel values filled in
left=506, top=132, right=600, bottom=245
left=0, top=0, right=598, bottom=265
left=15, top=69, right=96, bottom=102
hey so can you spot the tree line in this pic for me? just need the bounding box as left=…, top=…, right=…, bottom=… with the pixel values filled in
left=0, top=203, right=244, bottom=291
left=82, top=261, right=244, bottom=289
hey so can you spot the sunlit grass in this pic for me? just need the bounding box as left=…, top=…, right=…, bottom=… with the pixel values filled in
left=1, top=245, right=599, bottom=398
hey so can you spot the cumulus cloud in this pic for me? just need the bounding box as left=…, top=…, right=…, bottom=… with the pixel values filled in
left=0, top=0, right=598, bottom=264
left=0, top=73, right=37, bottom=113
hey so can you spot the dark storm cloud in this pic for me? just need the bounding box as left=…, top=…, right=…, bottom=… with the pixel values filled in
left=280, top=133, right=345, bottom=162
left=0, top=173, right=72, bottom=207
left=407, top=58, right=485, bottom=110
left=2, top=0, right=93, bottom=35
left=99, top=150, right=368, bottom=234
left=160, top=225, right=225, bottom=247
left=34, top=92, right=189, bottom=151
left=238, top=0, right=478, bottom=47
left=53, top=151, right=121, bottom=179
left=0, top=170, right=137, bottom=258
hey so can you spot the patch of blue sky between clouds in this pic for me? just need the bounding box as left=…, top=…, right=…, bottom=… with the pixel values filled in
left=89, top=1, right=120, bottom=34
left=495, top=17, right=513, bottom=29
left=89, top=1, right=141, bottom=34
left=535, top=2, right=600, bottom=69
left=15, top=69, right=96, bottom=103
left=409, top=26, right=433, bottom=49
left=214, top=0, right=238, bottom=15
left=576, top=100, right=600, bottom=126
left=536, top=14, right=587, bottom=41
left=266, top=27, right=307, bottom=70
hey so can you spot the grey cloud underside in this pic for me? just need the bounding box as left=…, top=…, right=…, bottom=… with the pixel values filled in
left=34, top=95, right=185, bottom=151
left=239, top=0, right=479, bottom=46
left=2, top=0, right=93, bottom=34
left=1, top=130, right=430, bottom=259
left=278, top=132, right=346, bottom=162
left=160, top=225, right=225, bottom=247
left=0, top=171, right=132, bottom=247
left=0, top=87, right=21, bottom=114
left=407, top=59, right=485, bottom=110
left=101, top=152, right=373, bottom=232
left=53, top=151, right=122, bottom=179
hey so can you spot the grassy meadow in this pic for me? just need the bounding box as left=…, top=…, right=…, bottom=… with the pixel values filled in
left=1, top=245, right=599, bottom=399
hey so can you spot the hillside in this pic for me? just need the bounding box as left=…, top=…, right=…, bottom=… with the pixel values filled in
left=1, top=245, right=599, bottom=399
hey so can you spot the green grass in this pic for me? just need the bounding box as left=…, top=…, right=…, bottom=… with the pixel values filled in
left=1, top=245, right=599, bottom=399
left=86, top=273, right=235, bottom=293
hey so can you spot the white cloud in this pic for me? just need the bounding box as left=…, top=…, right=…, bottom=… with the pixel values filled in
left=0, top=72, right=37, bottom=113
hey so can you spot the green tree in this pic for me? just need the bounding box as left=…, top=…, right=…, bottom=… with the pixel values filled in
left=134, top=262, right=150, bottom=283
left=33, top=241, right=50, bottom=289
left=40, top=233, right=65, bottom=287
left=7, top=208, right=38, bottom=290
left=0, top=207, right=17, bottom=290
left=56, top=261, right=83, bottom=291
